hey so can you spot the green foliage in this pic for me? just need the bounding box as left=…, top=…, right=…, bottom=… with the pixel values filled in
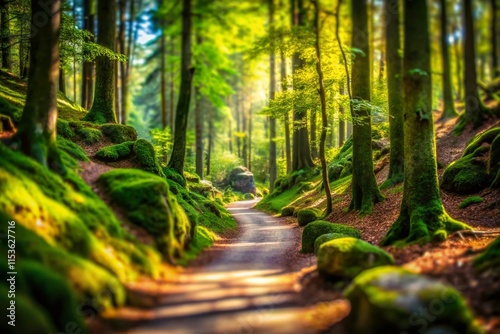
left=95, top=142, right=135, bottom=161
left=151, top=127, right=172, bottom=165
left=205, top=152, right=243, bottom=183
left=134, top=139, right=164, bottom=176
left=317, top=238, right=394, bottom=278
left=57, top=137, right=89, bottom=162
left=297, top=207, right=322, bottom=227
left=101, top=124, right=138, bottom=144
left=301, top=221, right=361, bottom=253
left=458, top=196, right=483, bottom=209
left=99, top=169, right=191, bottom=261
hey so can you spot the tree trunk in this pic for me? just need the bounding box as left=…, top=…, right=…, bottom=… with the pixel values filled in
left=236, top=91, right=241, bottom=158
left=312, top=0, right=332, bottom=216
left=169, top=37, right=175, bottom=131
left=348, top=0, right=384, bottom=214
left=168, top=0, right=193, bottom=175
left=59, top=67, right=66, bottom=94
left=0, top=0, right=12, bottom=70
left=207, top=106, right=214, bottom=176
left=381, top=0, right=469, bottom=246
left=491, top=0, right=498, bottom=78
left=249, top=102, right=253, bottom=171
left=383, top=0, right=404, bottom=186
left=194, top=86, right=203, bottom=179
left=439, top=0, right=458, bottom=120
left=269, top=0, right=277, bottom=192
left=291, top=0, right=314, bottom=171
left=84, top=0, right=117, bottom=123
left=310, top=108, right=318, bottom=159
left=118, top=0, right=126, bottom=124
left=81, top=0, right=95, bottom=110
left=16, top=0, right=62, bottom=172
left=281, top=50, right=292, bottom=174
left=160, top=25, right=167, bottom=129
left=456, top=0, right=489, bottom=131
left=338, top=80, right=346, bottom=147
left=453, top=20, right=463, bottom=101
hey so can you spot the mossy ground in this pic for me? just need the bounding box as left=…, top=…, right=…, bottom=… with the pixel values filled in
left=95, top=141, right=135, bottom=161
left=459, top=196, right=483, bottom=209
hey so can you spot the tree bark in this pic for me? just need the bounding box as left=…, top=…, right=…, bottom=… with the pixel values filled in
left=291, top=0, right=314, bottom=171
left=169, top=37, right=175, bottom=131
left=207, top=105, right=214, bottom=176
left=194, top=86, right=204, bottom=179
left=312, top=0, right=332, bottom=216
left=383, top=0, right=404, bottom=186
left=0, top=0, right=12, bottom=70
left=242, top=91, right=248, bottom=167
left=84, top=0, right=117, bottom=123
left=281, top=49, right=292, bottom=174
left=381, top=0, right=469, bottom=246
left=439, top=0, right=458, bottom=120
left=491, top=0, right=499, bottom=78
left=160, top=24, right=167, bottom=129
left=456, top=0, right=489, bottom=131
left=118, top=0, right=126, bottom=124
left=16, top=0, right=62, bottom=172
left=338, top=80, right=346, bottom=147
left=168, top=0, right=193, bottom=175
left=269, top=0, right=277, bottom=192
left=81, top=0, right=95, bottom=110
left=453, top=20, right=463, bottom=101
left=59, top=67, right=66, bottom=94
left=348, top=0, right=384, bottom=214
left=310, top=108, right=318, bottom=159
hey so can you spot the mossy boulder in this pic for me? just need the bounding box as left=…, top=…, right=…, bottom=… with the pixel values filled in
left=56, top=118, right=74, bottom=139
left=441, top=147, right=491, bottom=194
left=317, top=238, right=394, bottom=278
left=133, top=139, right=164, bottom=176
left=57, top=137, right=89, bottom=162
left=164, top=167, right=187, bottom=187
left=474, top=235, right=500, bottom=270
left=313, top=233, right=350, bottom=255
left=301, top=221, right=361, bottom=253
left=72, top=122, right=102, bottom=145
left=297, top=207, right=322, bottom=227
left=344, top=266, right=481, bottom=334
left=184, top=171, right=201, bottom=183
left=458, top=196, right=483, bottom=209
left=99, top=169, right=192, bottom=261
left=281, top=205, right=295, bottom=217
left=101, top=124, right=138, bottom=144
left=95, top=141, right=135, bottom=161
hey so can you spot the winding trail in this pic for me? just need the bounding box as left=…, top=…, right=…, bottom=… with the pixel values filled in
left=109, top=199, right=326, bottom=334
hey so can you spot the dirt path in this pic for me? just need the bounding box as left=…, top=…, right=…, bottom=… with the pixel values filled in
left=106, top=199, right=327, bottom=334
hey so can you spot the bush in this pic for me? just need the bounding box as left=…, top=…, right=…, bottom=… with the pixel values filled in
left=458, top=196, right=483, bottom=209
left=297, top=208, right=322, bottom=227
left=95, top=141, right=135, bottom=161
left=281, top=205, right=295, bottom=217
left=301, top=220, right=361, bottom=253
left=101, top=124, right=137, bottom=144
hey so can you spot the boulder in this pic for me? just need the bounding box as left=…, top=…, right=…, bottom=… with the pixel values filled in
left=441, top=147, right=491, bottom=193
left=301, top=220, right=361, bottom=253
left=344, top=266, right=481, bottom=334
left=313, top=233, right=349, bottom=255
left=297, top=208, right=322, bottom=227
left=317, top=238, right=394, bottom=278
left=225, top=166, right=257, bottom=195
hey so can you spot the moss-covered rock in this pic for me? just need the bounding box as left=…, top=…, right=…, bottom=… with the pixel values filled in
left=72, top=122, right=103, bottom=145
left=101, top=124, right=138, bottom=144
left=344, top=266, right=481, bottom=334
left=57, top=137, right=89, bottom=162
left=458, top=196, right=483, bottom=209
left=317, top=238, right=394, bottom=278
left=441, top=147, right=491, bottom=193
left=301, top=221, right=361, bottom=253
left=297, top=207, right=322, bottom=227
left=133, top=139, right=164, bottom=176
left=313, top=233, right=350, bottom=255
left=281, top=205, right=295, bottom=217
left=474, top=235, right=500, bottom=270
left=184, top=171, right=201, bottom=183
left=95, top=141, right=135, bottom=161
left=463, top=127, right=500, bottom=157
left=164, top=167, right=187, bottom=187
left=99, top=169, right=192, bottom=261
left=56, top=118, right=75, bottom=139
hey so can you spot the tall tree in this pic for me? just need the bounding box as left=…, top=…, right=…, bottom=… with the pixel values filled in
left=491, top=0, right=499, bottom=78
left=194, top=86, right=203, bottom=178
left=84, top=0, right=117, bottom=123
left=312, top=0, right=332, bottom=216
left=338, top=79, right=346, bottom=147
left=348, top=0, right=383, bottom=213
left=160, top=21, right=168, bottom=129
left=383, top=0, right=404, bottom=186
left=381, top=0, right=469, bottom=246
left=16, top=0, right=62, bottom=171
left=291, top=0, right=314, bottom=171
left=455, top=0, right=490, bottom=131
left=439, top=0, right=458, bottom=120
left=281, top=52, right=292, bottom=173
left=81, top=0, right=95, bottom=110
left=168, top=0, right=193, bottom=175
left=269, top=0, right=278, bottom=192
left=0, top=0, right=12, bottom=69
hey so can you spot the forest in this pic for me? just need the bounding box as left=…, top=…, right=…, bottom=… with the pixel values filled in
left=0, top=0, right=500, bottom=333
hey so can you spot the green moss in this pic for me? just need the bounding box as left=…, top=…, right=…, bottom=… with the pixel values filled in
left=301, top=220, right=361, bottom=253
left=245, top=193, right=255, bottom=199
left=178, top=226, right=218, bottom=265
left=164, top=167, right=187, bottom=187
left=99, top=169, right=191, bottom=261
left=474, top=236, right=500, bottom=270
left=317, top=238, right=394, bottom=278
left=313, top=233, right=350, bottom=255
left=57, top=137, right=89, bottom=162
left=133, top=139, right=164, bottom=176
left=463, top=127, right=500, bottom=157
left=281, top=205, right=295, bottom=217
left=0, top=96, right=22, bottom=123
left=441, top=149, right=491, bottom=194
left=184, top=171, right=201, bottom=183
left=344, top=266, right=482, bottom=334
left=57, top=118, right=75, bottom=139
left=101, top=124, right=138, bottom=144
left=458, top=196, right=483, bottom=209
left=95, top=141, right=135, bottom=161
left=73, top=122, right=103, bottom=145
left=297, top=207, right=322, bottom=227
